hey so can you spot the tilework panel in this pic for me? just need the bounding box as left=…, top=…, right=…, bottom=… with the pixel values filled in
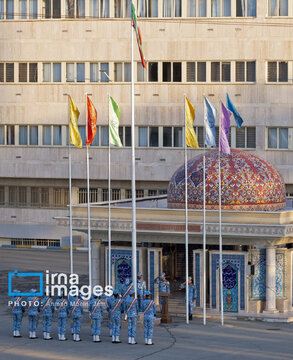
left=222, top=263, right=238, bottom=312
left=194, top=253, right=201, bottom=307
left=211, top=253, right=245, bottom=310
left=249, top=249, right=286, bottom=300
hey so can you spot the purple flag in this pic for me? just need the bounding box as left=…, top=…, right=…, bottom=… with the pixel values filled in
left=220, top=103, right=232, bottom=155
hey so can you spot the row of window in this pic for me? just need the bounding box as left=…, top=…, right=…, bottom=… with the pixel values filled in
left=2, top=124, right=293, bottom=150
left=0, top=0, right=291, bottom=19
left=0, top=124, right=257, bottom=149
left=0, top=185, right=167, bottom=208
left=2, top=61, right=293, bottom=84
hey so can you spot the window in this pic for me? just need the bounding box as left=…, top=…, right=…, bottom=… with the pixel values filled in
left=136, top=189, right=144, bottom=198
left=53, top=63, right=61, bottom=82
left=211, top=62, right=230, bottom=82
left=43, top=125, right=51, bottom=145
left=267, top=62, right=288, bottom=82
left=162, top=0, right=181, bottom=17
left=19, top=125, right=28, bottom=145
left=66, top=0, right=75, bottom=17
left=6, top=63, right=14, bottom=82
left=163, top=62, right=181, bottom=82
left=100, top=63, right=109, bottom=82
left=76, top=63, right=85, bottom=82
left=139, top=127, right=148, bottom=147
left=19, top=63, right=27, bottom=82
left=6, top=0, right=14, bottom=19
left=18, top=187, right=27, bottom=206
left=31, top=187, right=40, bottom=206
left=163, top=127, right=172, bottom=147
left=43, top=63, right=51, bottom=82
left=102, top=188, right=108, bottom=201
left=236, top=61, right=256, bottom=82
left=187, top=62, right=195, bottom=82
left=137, top=0, right=157, bottom=17
left=0, top=186, right=4, bottom=205
left=89, top=0, right=109, bottom=17
left=42, top=0, right=61, bottom=18
left=114, top=62, right=131, bottom=82
left=90, top=63, right=99, bottom=82
left=101, top=126, right=109, bottom=146
left=112, top=189, right=121, bottom=201
left=90, top=127, right=99, bottom=146
left=114, top=0, right=130, bottom=17
left=187, top=0, right=207, bottom=17
left=29, top=63, right=38, bottom=82
left=197, top=62, right=206, bottom=82
left=66, top=63, right=74, bottom=82
left=0, top=126, right=4, bottom=144
left=0, top=63, right=3, bottom=82
left=20, top=0, right=27, bottom=19
left=235, top=126, right=256, bottom=148
left=149, top=127, right=158, bottom=147
left=268, top=127, right=288, bottom=149
left=174, top=127, right=183, bottom=147
left=125, top=189, right=132, bottom=199
left=268, top=0, right=288, bottom=16
left=7, top=125, right=15, bottom=145
left=30, top=126, right=38, bottom=145
left=78, top=125, right=86, bottom=145
left=54, top=188, right=69, bottom=207
left=236, top=0, right=256, bottom=16
left=29, top=0, right=37, bottom=18
left=148, top=62, right=158, bottom=82
left=211, top=0, right=231, bottom=17
left=0, top=0, right=4, bottom=19
left=43, top=62, right=61, bottom=82
left=137, top=62, right=147, bottom=81
left=194, top=126, right=204, bottom=147
left=53, top=125, right=62, bottom=145
left=125, top=126, right=131, bottom=146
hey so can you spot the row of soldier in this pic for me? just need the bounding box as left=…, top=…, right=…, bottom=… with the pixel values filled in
left=10, top=272, right=196, bottom=344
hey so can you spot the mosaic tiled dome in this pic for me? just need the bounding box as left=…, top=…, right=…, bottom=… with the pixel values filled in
left=168, top=149, right=286, bottom=211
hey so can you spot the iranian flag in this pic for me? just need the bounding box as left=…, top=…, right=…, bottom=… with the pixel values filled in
left=109, top=96, right=123, bottom=147
left=131, top=2, right=147, bottom=70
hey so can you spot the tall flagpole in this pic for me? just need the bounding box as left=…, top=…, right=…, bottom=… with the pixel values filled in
left=219, top=103, right=224, bottom=326
left=108, top=94, right=112, bottom=286
left=131, top=11, right=137, bottom=299
left=66, top=94, right=73, bottom=275
left=184, top=95, right=189, bottom=325
left=85, top=93, right=92, bottom=290
left=203, top=110, right=206, bottom=326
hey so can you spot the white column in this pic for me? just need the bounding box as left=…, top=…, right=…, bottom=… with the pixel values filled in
left=264, top=246, right=278, bottom=313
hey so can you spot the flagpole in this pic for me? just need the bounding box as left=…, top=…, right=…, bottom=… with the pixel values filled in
left=203, top=106, right=206, bottom=326
left=108, top=94, right=112, bottom=287
left=66, top=94, right=73, bottom=276
left=184, top=95, right=189, bottom=325
left=219, top=103, right=224, bottom=326
left=131, top=11, right=137, bottom=300
left=85, top=93, right=92, bottom=290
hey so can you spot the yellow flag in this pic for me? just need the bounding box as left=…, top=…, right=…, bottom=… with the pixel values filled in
left=185, top=97, right=199, bottom=149
left=69, top=96, right=82, bottom=148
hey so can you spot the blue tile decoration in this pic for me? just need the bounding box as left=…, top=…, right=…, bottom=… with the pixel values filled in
left=150, top=251, right=155, bottom=300
left=222, top=263, right=238, bottom=312
left=194, top=253, right=201, bottom=307
left=211, top=253, right=245, bottom=310
left=249, top=249, right=286, bottom=300
left=106, top=249, right=140, bottom=294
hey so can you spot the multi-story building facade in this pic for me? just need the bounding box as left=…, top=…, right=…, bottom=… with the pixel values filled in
left=0, top=0, right=293, bottom=245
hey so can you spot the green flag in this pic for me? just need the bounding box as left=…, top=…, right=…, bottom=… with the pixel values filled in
left=109, top=96, right=122, bottom=147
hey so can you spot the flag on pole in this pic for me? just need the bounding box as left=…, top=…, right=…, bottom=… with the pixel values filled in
left=204, top=97, right=217, bottom=147
left=226, top=93, right=243, bottom=128
left=69, top=96, right=82, bottom=148
left=185, top=97, right=199, bottom=149
left=109, top=96, right=123, bottom=147
left=86, top=96, right=97, bottom=146
left=220, top=103, right=232, bottom=155
left=131, top=2, right=147, bottom=70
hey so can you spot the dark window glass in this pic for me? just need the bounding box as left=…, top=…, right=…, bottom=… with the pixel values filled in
left=267, top=62, right=277, bottom=82
left=279, top=62, right=288, bottom=82
left=149, top=127, right=158, bottom=147
left=246, top=61, right=256, bottom=82
left=163, top=62, right=171, bottom=82
left=0, top=63, right=4, bottom=82
left=173, top=62, right=182, bottom=82
left=148, top=62, right=158, bottom=82
left=211, top=62, right=220, bottom=82
left=19, top=63, right=27, bottom=82
left=236, top=62, right=245, bottom=82
left=29, top=63, right=38, bottom=82
left=221, top=62, right=230, bottom=82
left=125, top=126, right=131, bottom=146
left=187, top=62, right=195, bottom=82
left=163, top=127, right=172, bottom=147
left=197, top=62, right=206, bottom=82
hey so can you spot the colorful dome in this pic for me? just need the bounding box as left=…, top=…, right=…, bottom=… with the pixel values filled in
left=167, top=149, right=286, bottom=211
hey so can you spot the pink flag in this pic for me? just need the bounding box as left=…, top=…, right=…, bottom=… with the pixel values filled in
left=220, top=103, right=232, bottom=155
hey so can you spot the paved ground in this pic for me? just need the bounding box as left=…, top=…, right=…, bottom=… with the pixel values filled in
left=1, top=248, right=293, bottom=359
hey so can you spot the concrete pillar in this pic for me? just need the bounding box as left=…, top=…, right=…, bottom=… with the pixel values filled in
left=264, top=246, right=278, bottom=313
left=92, top=239, right=105, bottom=288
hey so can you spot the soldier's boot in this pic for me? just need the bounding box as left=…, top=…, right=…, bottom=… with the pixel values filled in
left=115, top=336, right=121, bottom=343
left=62, top=334, right=67, bottom=341
left=128, top=337, right=132, bottom=344
left=190, top=314, right=193, bottom=321
left=132, top=337, right=137, bottom=345
left=58, top=334, right=61, bottom=340
left=73, top=333, right=76, bottom=341
left=96, top=335, right=101, bottom=342
left=145, top=338, right=148, bottom=345
left=16, top=330, right=21, bottom=337
left=112, top=335, right=116, bottom=343
left=43, top=332, right=47, bottom=340
left=29, top=331, right=32, bottom=339
left=92, top=335, right=95, bottom=342
left=75, top=334, right=81, bottom=342
left=47, top=333, right=53, bottom=340
left=13, top=330, right=16, bottom=337
left=32, top=331, right=38, bottom=339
